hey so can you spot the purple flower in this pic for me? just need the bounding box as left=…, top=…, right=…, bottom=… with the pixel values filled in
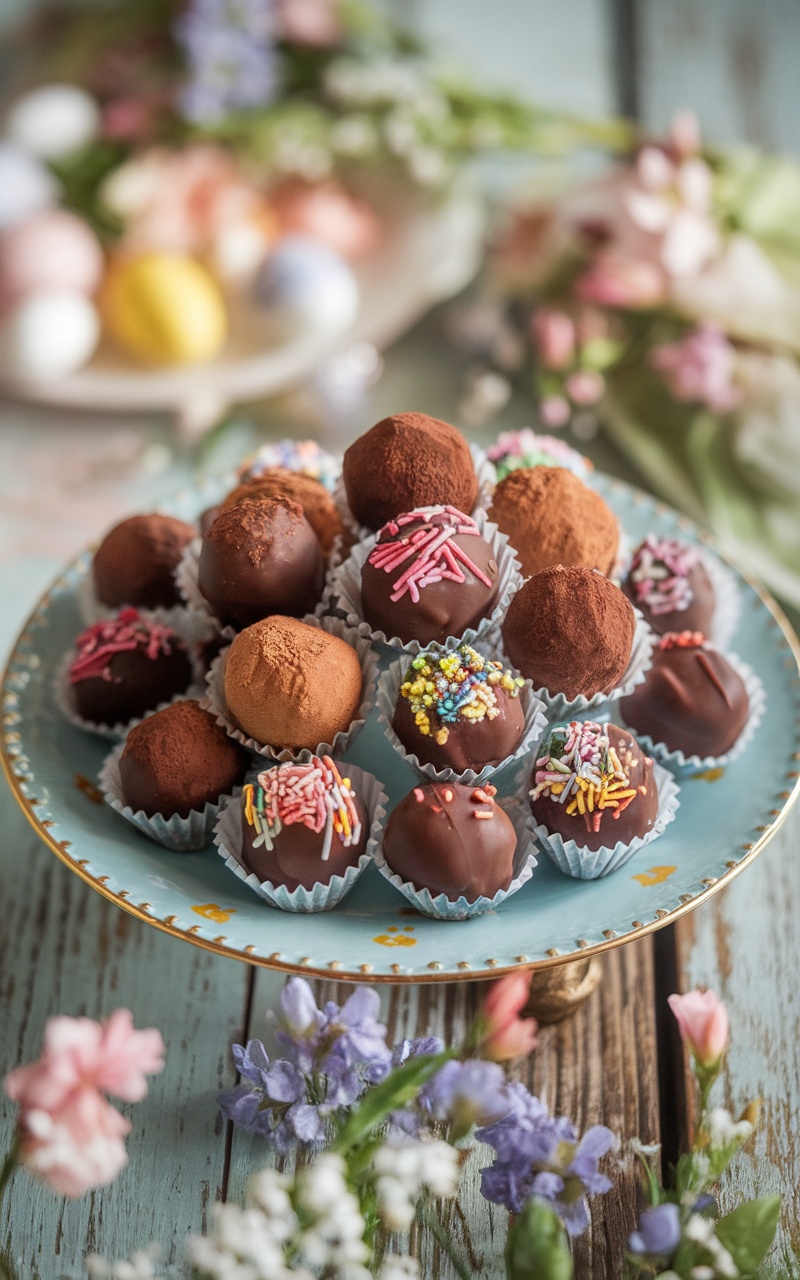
left=629, top=1203, right=681, bottom=1256
left=422, top=1060, right=513, bottom=1136
left=321, top=988, right=391, bottom=1069
left=174, top=0, right=279, bottom=124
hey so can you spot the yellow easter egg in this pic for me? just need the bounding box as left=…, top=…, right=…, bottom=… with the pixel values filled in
left=103, top=253, right=227, bottom=365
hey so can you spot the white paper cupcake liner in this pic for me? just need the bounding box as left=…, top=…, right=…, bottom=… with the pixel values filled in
left=701, top=547, right=742, bottom=650
left=376, top=654, right=548, bottom=786
left=98, top=739, right=236, bottom=852
left=213, top=764, right=386, bottom=911
left=202, top=614, right=378, bottom=762
left=374, top=797, right=537, bottom=921
left=76, top=568, right=208, bottom=636
left=332, top=443, right=496, bottom=547
left=617, top=651, right=766, bottom=775
left=611, top=526, right=632, bottom=583
left=327, top=509, right=522, bottom=656
left=55, top=646, right=206, bottom=741
left=529, top=757, right=680, bottom=880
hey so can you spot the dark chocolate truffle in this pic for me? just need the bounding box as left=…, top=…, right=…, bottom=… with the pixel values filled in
left=198, top=496, right=325, bottom=630
left=530, top=720, right=658, bottom=852
left=488, top=466, right=619, bottom=579
left=620, top=631, right=749, bottom=758
left=119, top=699, right=249, bottom=818
left=360, top=507, right=499, bottom=646
left=383, top=781, right=516, bottom=902
left=239, top=756, right=368, bottom=890
left=68, top=608, right=193, bottom=728
left=342, top=412, right=478, bottom=531
left=224, top=615, right=363, bottom=750
left=392, top=644, right=525, bottom=773
left=222, top=467, right=345, bottom=562
left=622, top=536, right=715, bottom=637
left=502, top=566, right=635, bottom=701
left=92, top=513, right=195, bottom=610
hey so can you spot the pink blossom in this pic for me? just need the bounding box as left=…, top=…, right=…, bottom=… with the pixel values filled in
left=650, top=324, right=741, bottom=413
left=278, top=0, right=341, bottom=46
left=625, top=138, right=719, bottom=278
left=576, top=254, right=665, bottom=308
left=668, top=989, right=729, bottom=1066
left=17, top=1088, right=131, bottom=1199
left=669, top=109, right=702, bottom=159
left=539, top=394, right=571, bottom=428
left=272, top=181, right=380, bottom=260
left=566, top=368, right=604, bottom=405
left=478, top=973, right=538, bottom=1061
left=531, top=309, right=575, bottom=369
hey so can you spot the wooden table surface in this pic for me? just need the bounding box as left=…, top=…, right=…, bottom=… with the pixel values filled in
left=1, top=1, right=800, bottom=1276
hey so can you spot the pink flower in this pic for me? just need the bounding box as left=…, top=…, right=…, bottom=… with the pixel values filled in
left=531, top=308, right=575, bottom=369
left=566, top=368, right=605, bottom=405
left=272, top=181, right=380, bottom=260
left=278, top=0, right=341, bottom=46
left=668, top=989, right=729, bottom=1067
left=576, top=254, right=665, bottom=308
left=17, top=1088, right=131, bottom=1199
left=539, top=394, right=571, bottom=428
left=478, top=974, right=538, bottom=1061
left=650, top=324, right=741, bottom=413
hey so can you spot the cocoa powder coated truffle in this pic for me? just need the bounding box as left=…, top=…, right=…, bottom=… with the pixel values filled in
left=342, top=412, right=478, bottom=530
left=198, top=496, right=325, bottom=630
left=620, top=631, right=749, bottom=758
left=223, top=615, right=363, bottom=750
left=622, top=536, right=715, bottom=637
left=68, top=608, right=193, bottom=728
left=119, top=699, right=249, bottom=818
left=489, top=466, right=619, bottom=578
left=502, top=566, right=635, bottom=701
left=92, top=513, right=195, bottom=609
left=383, top=781, right=516, bottom=902
left=222, top=467, right=345, bottom=561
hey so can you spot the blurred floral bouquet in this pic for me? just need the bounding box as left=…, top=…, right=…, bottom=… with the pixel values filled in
left=471, top=112, right=800, bottom=607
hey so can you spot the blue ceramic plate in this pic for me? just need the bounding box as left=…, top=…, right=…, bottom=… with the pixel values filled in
left=3, top=473, right=800, bottom=982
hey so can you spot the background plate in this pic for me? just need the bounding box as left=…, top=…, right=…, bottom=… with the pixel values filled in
left=3, top=473, right=800, bottom=982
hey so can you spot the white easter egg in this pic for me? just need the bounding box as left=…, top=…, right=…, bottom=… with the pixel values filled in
left=251, top=236, right=359, bottom=332
left=5, top=84, right=100, bottom=160
left=0, top=210, right=103, bottom=308
left=0, top=142, right=57, bottom=230
left=0, top=291, right=99, bottom=381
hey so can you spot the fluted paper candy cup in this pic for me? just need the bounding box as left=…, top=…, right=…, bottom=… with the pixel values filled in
left=99, top=739, right=233, bottom=852
left=376, top=653, right=548, bottom=787
left=702, top=548, right=742, bottom=650
left=76, top=560, right=213, bottom=640
left=213, top=764, right=386, bottom=912
left=529, top=758, right=680, bottom=880
left=202, top=614, right=378, bottom=763
left=373, top=799, right=537, bottom=921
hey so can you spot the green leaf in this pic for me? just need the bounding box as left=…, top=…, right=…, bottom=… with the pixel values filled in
left=505, top=1201, right=573, bottom=1280
left=333, top=1051, right=454, bottom=1156
left=716, top=1196, right=781, bottom=1277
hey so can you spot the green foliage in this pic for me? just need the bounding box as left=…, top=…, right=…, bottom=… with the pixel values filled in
left=505, top=1200, right=574, bottom=1280
left=333, top=1050, right=454, bottom=1156
left=716, top=1197, right=782, bottom=1278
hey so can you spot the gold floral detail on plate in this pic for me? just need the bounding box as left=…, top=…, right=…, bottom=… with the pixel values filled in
left=632, top=865, right=677, bottom=887
left=694, top=767, right=725, bottom=783
left=74, top=773, right=103, bottom=804
left=192, top=903, right=237, bottom=923
left=373, top=925, right=417, bottom=948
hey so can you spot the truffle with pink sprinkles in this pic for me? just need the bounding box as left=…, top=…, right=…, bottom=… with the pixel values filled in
left=243, top=756, right=362, bottom=862
left=69, top=608, right=180, bottom=682
left=623, top=535, right=715, bottom=637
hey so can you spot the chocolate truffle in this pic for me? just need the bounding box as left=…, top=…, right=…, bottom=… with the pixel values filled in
left=530, top=720, right=658, bottom=852
left=502, top=566, right=635, bottom=701
left=92, top=513, right=195, bottom=610
left=68, top=608, right=193, bottom=728
left=239, top=756, right=368, bottom=890
left=198, top=496, right=325, bottom=630
left=488, top=466, right=619, bottom=579
left=119, top=699, right=249, bottom=818
left=488, top=429, right=592, bottom=482
left=360, top=507, right=499, bottom=646
left=620, top=631, right=749, bottom=758
left=222, top=467, right=345, bottom=562
left=342, top=412, right=478, bottom=531
left=224, top=615, right=363, bottom=750
left=383, top=781, right=516, bottom=902
left=392, top=644, right=525, bottom=773
left=622, top=536, right=715, bottom=637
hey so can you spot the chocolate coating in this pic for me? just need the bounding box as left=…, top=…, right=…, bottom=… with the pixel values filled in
left=119, top=699, right=249, bottom=818
left=383, top=782, right=516, bottom=902
left=343, top=412, right=478, bottom=531
left=620, top=636, right=749, bottom=757
left=222, top=467, right=345, bottom=562
left=489, top=467, right=619, bottom=578
left=360, top=509, right=499, bottom=646
left=623, top=554, right=715, bottom=637
left=93, top=513, right=195, bottom=609
left=392, top=685, right=524, bottom=773
left=530, top=724, right=658, bottom=853
left=72, top=646, right=192, bottom=728
left=502, top=566, right=635, bottom=701
left=198, top=496, right=325, bottom=630
left=240, top=793, right=368, bottom=890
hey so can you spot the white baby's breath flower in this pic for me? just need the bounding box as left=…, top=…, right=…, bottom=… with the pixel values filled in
left=408, top=146, right=448, bottom=186
left=86, top=1247, right=162, bottom=1279
left=707, top=1106, right=754, bottom=1151
left=331, top=116, right=377, bottom=156
left=685, top=1215, right=739, bottom=1279
left=379, top=1255, right=421, bottom=1280
left=690, top=1268, right=715, bottom=1280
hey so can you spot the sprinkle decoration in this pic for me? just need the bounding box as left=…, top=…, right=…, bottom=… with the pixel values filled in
left=238, top=439, right=339, bottom=490
left=400, top=644, right=523, bottom=745
left=659, top=630, right=705, bottom=651
left=487, top=429, right=591, bottom=481
left=243, top=755, right=362, bottom=862
left=68, top=608, right=182, bottom=684
left=530, top=721, right=640, bottom=835
left=369, top=506, right=494, bottom=604
left=628, top=535, right=698, bottom=615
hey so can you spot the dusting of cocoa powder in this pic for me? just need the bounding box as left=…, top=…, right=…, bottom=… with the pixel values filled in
left=502, top=565, right=635, bottom=700
left=204, top=496, right=306, bottom=567
left=223, top=468, right=345, bottom=560
left=489, top=467, right=619, bottom=578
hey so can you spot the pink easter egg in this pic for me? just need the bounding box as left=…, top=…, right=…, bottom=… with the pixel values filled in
left=0, top=210, right=104, bottom=310
left=272, top=182, right=381, bottom=260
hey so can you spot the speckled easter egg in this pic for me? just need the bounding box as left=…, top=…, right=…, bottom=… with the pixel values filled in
left=0, top=211, right=103, bottom=310
left=0, top=143, right=57, bottom=231
left=103, top=253, right=228, bottom=365
left=5, top=84, right=100, bottom=159
left=0, top=291, right=99, bottom=381
left=251, top=236, right=359, bottom=332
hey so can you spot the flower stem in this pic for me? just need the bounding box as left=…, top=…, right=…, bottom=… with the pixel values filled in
left=0, top=1132, right=21, bottom=1207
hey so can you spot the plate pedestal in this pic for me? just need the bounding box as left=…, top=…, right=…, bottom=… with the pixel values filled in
left=523, top=956, right=603, bottom=1024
